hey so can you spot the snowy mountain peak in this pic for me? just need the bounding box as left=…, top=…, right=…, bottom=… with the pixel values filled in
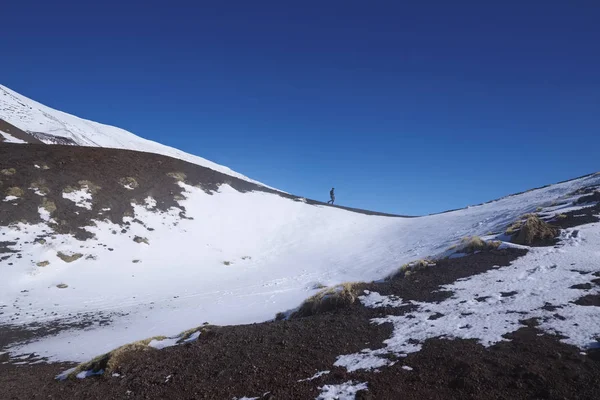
left=0, top=84, right=268, bottom=187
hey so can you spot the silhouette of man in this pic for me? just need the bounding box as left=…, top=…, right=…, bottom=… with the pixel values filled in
left=327, top=187, right=335, bottom=204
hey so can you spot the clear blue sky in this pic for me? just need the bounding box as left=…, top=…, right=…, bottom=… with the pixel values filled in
left=2, top=1, right=599, bottom=215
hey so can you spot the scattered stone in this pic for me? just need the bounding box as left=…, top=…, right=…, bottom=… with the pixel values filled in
left=573, top=294, right=600, bottom=306
left=56, top=252, right=83, bottom=263
left=56, top=283, right=69, bottom=289
left=133, top=236, right=149, bottom=245
left=570, top=283, right=593, bottom=290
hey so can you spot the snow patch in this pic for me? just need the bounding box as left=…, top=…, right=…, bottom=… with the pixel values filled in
left=31, top=188, right=46, bottom=196
left=144, top=196, right=157, bottom=209
left=76, top=369, right=104, bottom=379
left=148, top=337, right=180, bottom=350
left=0, top=130, right=27, bottom=143
left=62, top=187, right=93, bottom=210
left=55, top=367, right=76, bottom=381
left=317, top=381, right=368, bottom=399
left=359, top=290, right=407, bottom=308
left=38, top=207, right=51, bottom=222
left=298, top=370, right=330, bottom=382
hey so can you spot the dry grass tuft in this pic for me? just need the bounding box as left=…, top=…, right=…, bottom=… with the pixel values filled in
left=41, top=198, right=57, bottom=213
left=505, top=220, right=524, bottom=235
left=62, top=185, right=78, bottom=194
left=557, top=214, right=568, bottom=220
left=6, top=187, right=24, bottom=197
left=1, top=168, right=16, bottom=176
left=56, top=252, right=83, bottom=263
left=457, top=236, right=502, bottom=254
left=64, top=180, right=101, bottom=195
left=176, top=324, right=216, bottom=343
left=290, top=282, right=360, bottom=319
left=167, top=172, right=187, bottom=182
left=68, top=336, right=168, bottom=378
left=79, top=180, right=101, bottom=194
left=510, top=214, right=559, bottom=245
left=36, top=261, right=50, bottom=267
left=388, top=258, right=436, bottom=280
left=119, top=177, right=139, bottom=189
left=30, top=179, right=50, bottom=195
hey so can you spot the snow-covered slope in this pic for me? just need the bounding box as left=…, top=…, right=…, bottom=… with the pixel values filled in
left=1, top=166, right=599, bottom=362
left=0, top=84, right=266, bottom=186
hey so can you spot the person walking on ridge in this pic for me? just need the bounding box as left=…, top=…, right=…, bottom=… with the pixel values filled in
left=327, top=187, right=335, bottom=204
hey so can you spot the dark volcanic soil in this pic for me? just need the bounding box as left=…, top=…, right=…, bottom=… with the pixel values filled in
left=551, top=202, right=600, bottom=229
left=3, top=247, right=600, bottom=399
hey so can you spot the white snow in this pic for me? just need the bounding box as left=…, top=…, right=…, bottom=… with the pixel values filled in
left=76, top=369, right=104, bottom=379
left=0, top=84, right=270, bottom=188
left=3, top=196, right=19, bottom=202
left=55, top=367, right=77, bottom=381
left=335, top=223, right=600, bottom=373
left=298, top=370, right=330, bottom=382
left=31, top=188, right=46, bottom=196
left=38, top=207, right=51, bottom=222
left=0, top=130, right=27, bottom=143
left=62, top=187, right=93, bottom=210
left=1, top=174, right=599, bottom=363
left=317, top=381, right=368, bottom=400
left=402, top=365, right=413, bottom=371
left=148, top=337, right=180, bottom=350
left=359, top=290, right=407, bottom=308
